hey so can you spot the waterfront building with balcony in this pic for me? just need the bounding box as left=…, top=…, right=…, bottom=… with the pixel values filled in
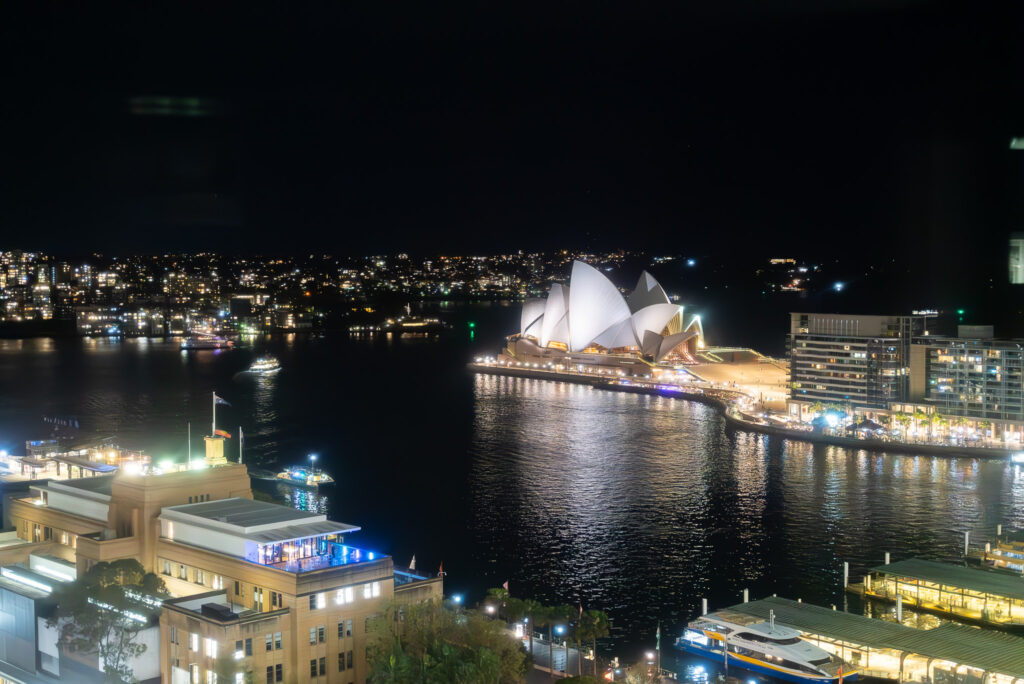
left=787, top=313, right=932, bottom=418
left=905, top=326, right=1024, bottom=441
left=0, top=445, right=440, bottom=684
left=158, top=498, right=439, bottom=683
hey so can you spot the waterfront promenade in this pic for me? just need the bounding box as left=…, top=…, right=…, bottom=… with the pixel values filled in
left=469, top=362, right=1015, bottom=459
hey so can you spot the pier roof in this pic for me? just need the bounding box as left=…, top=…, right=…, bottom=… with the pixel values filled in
left=729, top=597, right=1024, bottom=678
left=872, top=558, right=1024, bottom=600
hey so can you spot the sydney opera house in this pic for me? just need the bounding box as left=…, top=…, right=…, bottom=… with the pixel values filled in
left=505, top=261, right=705, bottom=373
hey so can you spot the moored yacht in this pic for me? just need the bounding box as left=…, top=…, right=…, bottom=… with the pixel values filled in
left=676, top=609, right=857, bottom=684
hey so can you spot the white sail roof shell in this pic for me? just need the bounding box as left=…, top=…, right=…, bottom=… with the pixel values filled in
left=568, top=262, right=632, bottom=352
left=630, top=303, right=683, bottom=340
left=539, top=283, right=570, bottom=347
left=593, top=319, right=638, bottom=349
left=520, top=298, right=546, bottom=338
left=628, top=271, right=671, bottom=312
left=655, top=331, right=698, bottom=361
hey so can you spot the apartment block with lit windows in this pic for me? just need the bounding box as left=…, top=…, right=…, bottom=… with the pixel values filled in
left=787, top=313, right=930, bottom=416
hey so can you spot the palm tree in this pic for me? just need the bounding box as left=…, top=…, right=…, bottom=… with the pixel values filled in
left=520, top=599, right=543, bottom=663
left=913, top=408, right=930, bottom=439
left=570, top=606, right=584, bottom=677
left=486, top=586, right=509, bottom=618
left=581, top=609, right=610, bottom=677
left=552, top=604, right=575, bottom=676
left=532, top=605, right=554, bottom=679
left=504, top=596, right=525, bottom=628
left=894, top=411, right=911, bottom=436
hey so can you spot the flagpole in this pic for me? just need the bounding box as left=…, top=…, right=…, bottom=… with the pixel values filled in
left=655, top=621, right=661, bottom=677
left=239, top=426, right=243, bottom=464
left=187, top=422, right=191, bottom=467
left=211, top=391, right=216, bottom=437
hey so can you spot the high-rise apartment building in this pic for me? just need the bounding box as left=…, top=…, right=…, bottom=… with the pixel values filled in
left=908, top=326, right=1024, bottom=437
left=787, top=313, right=932, bottom=413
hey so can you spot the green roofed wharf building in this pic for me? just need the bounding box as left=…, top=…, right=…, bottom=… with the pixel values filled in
left=847, top=558, right=1024, bottom=629
left=727, top=596, right=1024, bottom=684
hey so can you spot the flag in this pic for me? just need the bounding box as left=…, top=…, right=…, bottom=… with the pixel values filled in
left=502, top=580, right=509, bottom=591
left=438, top=562, right=445, bottom=577
left=839, top=666, right=843, bottom=684
left=656, top=622, right=661, bottom=651
left=214, top=394, right=231, bottom=406
left=214, top=429, right=232, bottom=438
left=409, top=555, right=416, bottom=571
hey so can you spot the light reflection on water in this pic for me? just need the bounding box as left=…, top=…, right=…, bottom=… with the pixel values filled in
left=468, top=373, right=1024, bottom=672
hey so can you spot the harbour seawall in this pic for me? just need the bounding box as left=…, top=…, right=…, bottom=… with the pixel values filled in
left=469, top=363, right=1015, bottom=460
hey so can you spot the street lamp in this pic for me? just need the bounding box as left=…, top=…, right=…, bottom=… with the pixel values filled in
left=485, top=604, right=496, bottom=615
left=451, top=594, right=463, bottom=605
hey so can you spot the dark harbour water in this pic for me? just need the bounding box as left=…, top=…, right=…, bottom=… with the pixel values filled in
left=0, top=303, right=1022, bottom=676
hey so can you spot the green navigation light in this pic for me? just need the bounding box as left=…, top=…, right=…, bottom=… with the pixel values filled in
left=467, top=322, right=476, bottom=328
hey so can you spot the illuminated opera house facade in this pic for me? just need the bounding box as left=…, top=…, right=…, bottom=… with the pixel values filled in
left=504, top=261, right=705, bottom=373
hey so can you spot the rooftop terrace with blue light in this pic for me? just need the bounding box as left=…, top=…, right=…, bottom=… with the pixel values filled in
left=159, top=497, right=387, bottom=574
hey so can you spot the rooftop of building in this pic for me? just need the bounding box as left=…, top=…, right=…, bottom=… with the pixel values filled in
left=55, top=475, right=116, bottom=495
left=161, top=497, right=360, bottom=545
left=163, top=590, right=285, bottom=624
left=872, top=558, right=1024, bottom=600
left=0, top=564, right=64, bottom=599
left=727, top=596, right=1024, bottom=678
left=165, top=497, right=319, bottom=526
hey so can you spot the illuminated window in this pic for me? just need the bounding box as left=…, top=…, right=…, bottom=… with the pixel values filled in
left=205, top=637, right=217, bottom=658
left=190, top=633, right=199, bottom=651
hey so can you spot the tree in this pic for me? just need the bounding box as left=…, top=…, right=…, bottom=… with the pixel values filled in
left=579, top=610, right=610, bottom=678
left=624, top=660, right=660, bottom=684
left=913, top=408, right=930, bottom=436
left=47, top=559, right=169, bottom=684
left=503, top=597, right=526, bottom=627
left=532, top=604, right=555, bottom=680
left=214, top=653, right=253, bottom=684
left=486, top=586, right=510, bottom=619
left=366, top=599, right=528, bottom=683
left=520, top=598, right=543, bottom=663
left=894, top=411, right=911, bottom=436
left=546, top=605, right=574, bottom=678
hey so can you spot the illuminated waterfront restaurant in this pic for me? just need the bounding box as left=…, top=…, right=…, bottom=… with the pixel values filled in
left=854, top=558, right=1024, bottom=628
left=731, top=597, right=1024, bottom=683
left=505, top=261, right=705, bottom=372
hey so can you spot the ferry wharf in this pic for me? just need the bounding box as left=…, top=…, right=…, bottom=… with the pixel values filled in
left=728, top=596, right=1024, bottom=684
left=846, top=558, right=1024, bottom=630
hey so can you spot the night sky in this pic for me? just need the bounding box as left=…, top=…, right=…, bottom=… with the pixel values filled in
left=3, top=2, right=1022, bottom=271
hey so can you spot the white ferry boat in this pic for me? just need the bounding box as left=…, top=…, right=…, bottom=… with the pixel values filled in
left=275, top=467, right=334, bottom=488
left=676, top=609, right=857, bottom=684
left=246, top=356, right=280, bottom=373
left=181, top=335, right=233, bottom=350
